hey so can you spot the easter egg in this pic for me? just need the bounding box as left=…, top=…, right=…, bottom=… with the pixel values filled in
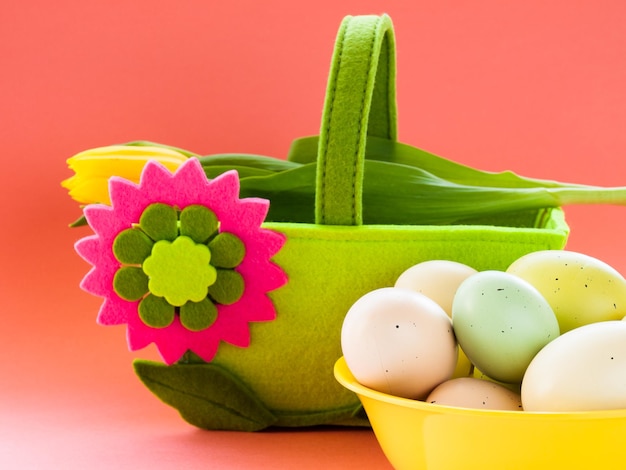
left=472, top=367, right=522, bottom=394
left=452, top=271, right=559, bottom=384
left=426, top=377, right=523, bottom=411
left=507, top=250, right=626, bottom=333
left=395, top=260, right=477, bottom=378
left=522, top=321, right=626, bottom=412
left=341, top=287, right=457, bottom=400
left=395, top=260, right=477, bottom=317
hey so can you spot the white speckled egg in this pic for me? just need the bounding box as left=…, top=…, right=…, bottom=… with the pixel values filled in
left=341, top=287, right=457, bottom=400
left=522, top=320, right=626, bottom=412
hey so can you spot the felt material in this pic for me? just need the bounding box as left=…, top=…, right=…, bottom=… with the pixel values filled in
left=179, top=204, right=218, bottom=243
left=133, top=360, right=278, bottom=432
left=143, top=236, right=215, bottom=306
left=112, top=227, right=154, bottom=264
left=134, top=207, right=568, bottom=430
left=73, top=14, right=570, bottom=432
left=207, top=269, right=245, bottom=305
left=76, top=159, right=287, bottom=365
left=112, top=266, right=148, bottom=301
left=138, top=294, right=175, bottom=328
left=139, top=203, right=179, bottom=241
left=315, top=15, right=396, bottom=226
left=134, top=359, right=366, bottom=430
left=183, top=15, right=566, bottom=424
left=179, top=298, right=218, bottom=331
left=208, top=232, right=246, bottom=268
left=210, top=217, right=568, bottom=418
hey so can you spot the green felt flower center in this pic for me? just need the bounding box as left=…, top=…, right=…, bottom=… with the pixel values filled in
left=142, top=236, right=216, bottom=306
left=111, top=203, right=246, bottom=332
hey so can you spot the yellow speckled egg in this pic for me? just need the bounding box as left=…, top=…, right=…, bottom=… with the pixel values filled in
left=507, top=250, right=626, bottom=333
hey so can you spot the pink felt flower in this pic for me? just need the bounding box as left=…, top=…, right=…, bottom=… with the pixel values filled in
left=75, top=158, right=287, bottom=364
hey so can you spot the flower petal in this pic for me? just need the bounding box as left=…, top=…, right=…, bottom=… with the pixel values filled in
left=138, top=159, right=177, bottom=192
left=174, top=158, right=214, bottom=191
left=97, top=296, right=135, bottom=326
left=239, top=261, right=288, bottom=294
left=74, top=235, right=103, bottom=266
left=220, top=198, right=269, bottom=234
left=109, top=177, right=151, bottom=224
left=83, top=205, right=118, bottom=237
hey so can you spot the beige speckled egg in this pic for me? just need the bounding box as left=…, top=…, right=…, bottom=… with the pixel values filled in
left=426, top=377, right=523, bottom=411
left=395, top=260, right=477, bottom=378
left=395, top=260, right=477, bottom=317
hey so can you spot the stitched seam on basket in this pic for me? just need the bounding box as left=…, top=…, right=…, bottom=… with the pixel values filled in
left=383, top=28, right=392, bottom=140
left=319, top=18, right=349, bottom=225
left=352, top=18, right=380, bottom=224
left=281, top=237, right=561, bottom=245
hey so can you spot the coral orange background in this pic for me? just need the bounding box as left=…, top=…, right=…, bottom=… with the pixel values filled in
left=2, top=1, right=626, bottom=468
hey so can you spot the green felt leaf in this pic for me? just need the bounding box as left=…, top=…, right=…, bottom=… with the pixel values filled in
left=272, top=402, right=368, bottom=428
left=112, top=227, right=154, bottom=264
left=207, top=232, right=245, bottom=268
left=133, top=360, right=278, bottom=431
left=208, top=269, right=244, bottom=305
left=113, top=266, right=149, bottom=301
left=138, top=294, right=175, bottom=328
left=179, top=298, right=218, bottom=331
left=139, top=203, right=179, bottom=241
left=179, top=205, right=218, bottom=243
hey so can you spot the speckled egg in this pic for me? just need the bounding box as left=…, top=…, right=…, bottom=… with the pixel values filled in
left=426, top=377, right=523, bottom=411
left=507, top=250, right=626, bottom=333
left=341, top=287, right=457, bottom=400
left=395, top=260, right=477, bottom=378
left=522, top=321, right=626, bottom=411
left=395, top=260, right=478, bottom=316
left=452, top=271, right=560, bottom=384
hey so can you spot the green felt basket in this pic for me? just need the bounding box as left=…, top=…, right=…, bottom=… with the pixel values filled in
left=133, top=14, right=569, bottom=431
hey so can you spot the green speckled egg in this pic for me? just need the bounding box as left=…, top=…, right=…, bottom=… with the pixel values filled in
left=452, top=271, right=559, bottom=384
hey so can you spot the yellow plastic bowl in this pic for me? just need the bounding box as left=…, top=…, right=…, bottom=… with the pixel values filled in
left=334, top=356, right=626, bottom=470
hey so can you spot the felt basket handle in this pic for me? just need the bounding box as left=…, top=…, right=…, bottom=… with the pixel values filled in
left=315, top=14, right=397, bottom=225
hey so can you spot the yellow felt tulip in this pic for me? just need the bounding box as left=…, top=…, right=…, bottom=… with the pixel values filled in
left=62, top=145, right=189, bottom=204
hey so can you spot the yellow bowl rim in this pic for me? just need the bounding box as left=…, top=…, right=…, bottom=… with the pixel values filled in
left=334, top=356, right=626, bottom=420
